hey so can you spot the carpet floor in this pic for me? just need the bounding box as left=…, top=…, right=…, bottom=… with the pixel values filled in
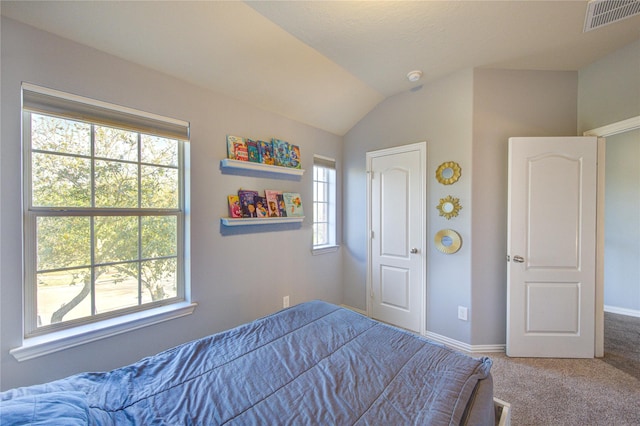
left=484, top=313, right=640, bottom=425
left=602, top=312, right=640, bottom=381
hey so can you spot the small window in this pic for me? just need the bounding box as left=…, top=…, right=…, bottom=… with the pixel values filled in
left=22, top=84, right=190, bottom=339
left=312, top=155, right=338, bottom=254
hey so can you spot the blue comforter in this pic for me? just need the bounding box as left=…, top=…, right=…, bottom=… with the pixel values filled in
left=1, top=301, right=492, bottom=425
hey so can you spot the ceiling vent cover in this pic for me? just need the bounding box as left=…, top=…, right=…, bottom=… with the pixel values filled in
left=584, top=0, right=640, bottom=31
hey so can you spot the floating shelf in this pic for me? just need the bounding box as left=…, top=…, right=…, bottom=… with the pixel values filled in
left=221, top=216, right=305, bottom=226
left=220, top=159, right=304, bottom=176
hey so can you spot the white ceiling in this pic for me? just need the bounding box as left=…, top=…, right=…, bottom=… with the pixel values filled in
left=2, top=1, right=639, bottom=135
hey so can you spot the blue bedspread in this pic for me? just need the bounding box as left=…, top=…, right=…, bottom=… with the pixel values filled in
left=1, top=301, right=492, bottom=425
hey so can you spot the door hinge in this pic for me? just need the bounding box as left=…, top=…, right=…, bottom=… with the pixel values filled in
left=371, top=230, right=374, bottom=239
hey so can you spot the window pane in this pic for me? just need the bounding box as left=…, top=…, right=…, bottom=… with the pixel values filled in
left=314, top=165, right=326, bottom=181
left=95, top=126, right=138, bottom=162
left=25, top=92, right=187, bottom=336
left=317, top=182, right=327, bottom=203
left=31, top=114, right=90, bottom=156
left=315, top=223, right=327, bottom=245
left=94, top=216, right=139, bottom=264
left=95, top=264, right=139, bottom=314
left=141, top=165, right=178, bottom=208
left=32, top=153, right=91, bottom=207
left=141, top=258, right=177, bottom=303
left=316, top=203, right=327, bottom=223
left=37, top=268, right=92, bottom=326
left=95, top=160, right=139, bottom=208
left=142, top=216, right=177, bottom=258
left=37, top=217, right=91, bottom=271
left=141, top=135, right=178, bottom=166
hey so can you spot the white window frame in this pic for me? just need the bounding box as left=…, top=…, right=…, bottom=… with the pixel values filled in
left=312, top=155, right=339, bottom=255
left=12, top=83, right=195, bottom=361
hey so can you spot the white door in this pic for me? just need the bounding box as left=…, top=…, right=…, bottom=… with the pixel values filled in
left=507, top=136, right=598, bottom=358
left=367, top=142, right=426, bottom=333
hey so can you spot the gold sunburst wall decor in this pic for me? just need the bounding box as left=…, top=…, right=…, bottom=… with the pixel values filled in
left=434, top=229, right=462, bottom=254
left=436, top=195, right=462, bottom=220
left=435, top=161, right=461, bottom=185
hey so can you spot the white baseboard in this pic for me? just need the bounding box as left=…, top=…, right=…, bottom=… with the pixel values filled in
left=340, top=304, right=367, bottom=316
left=604, top=305, right=640, bottom=318
left=340, top=305, right=506, bottom=353
left=424, top=331, right=505, bottom=354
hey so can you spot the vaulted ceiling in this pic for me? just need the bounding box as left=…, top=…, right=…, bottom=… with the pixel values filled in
left=2, top=1, right=639, bottom=135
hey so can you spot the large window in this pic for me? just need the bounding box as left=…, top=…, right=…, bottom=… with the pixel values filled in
left=22, top=84, right=189, bottom=338
left=312, top=155, right=338, bottom=254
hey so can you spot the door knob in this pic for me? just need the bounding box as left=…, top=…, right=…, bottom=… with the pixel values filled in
left=513, top=255, right=524, bottom=263
left=410, top=248, right=419, bottom=254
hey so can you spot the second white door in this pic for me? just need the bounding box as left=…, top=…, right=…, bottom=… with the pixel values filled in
left=367, top=142, right=426, bottom=333
left=507, top=136, right=598, bottom=358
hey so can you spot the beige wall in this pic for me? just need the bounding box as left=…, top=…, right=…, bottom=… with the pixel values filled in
left=343, top=69, right=475, bottom=343
left=471, top=69, right=578, bottom=345
left=578, top=39, right=640, bottom=132
left=578, top=39, right=640, bottom=314
left=1, top=17, right=343, bottom=390
left=343, top=68, right=579, bottom=347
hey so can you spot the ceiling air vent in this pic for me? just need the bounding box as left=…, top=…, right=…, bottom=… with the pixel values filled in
left=584, top=0, right=640, bottom=31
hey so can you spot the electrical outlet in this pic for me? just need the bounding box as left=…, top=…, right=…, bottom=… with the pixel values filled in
left=283, top=295, right=290, bottom=308
left=458, top=306, right=468, bottom=321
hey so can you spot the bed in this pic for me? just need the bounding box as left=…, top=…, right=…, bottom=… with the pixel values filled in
left=0, top=300, right=494, bottom=425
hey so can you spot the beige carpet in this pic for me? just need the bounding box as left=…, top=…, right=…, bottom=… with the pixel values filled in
left=488, top=354, right=639, bottom=425
left=603, top=312, right=640, bottom=380
left=483, top=314, right=640, bottom=425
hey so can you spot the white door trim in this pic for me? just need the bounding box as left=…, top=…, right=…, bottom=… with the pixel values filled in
left=366, top=142, right=427, bottom=335
left=584, top=115, right=640, bottom=358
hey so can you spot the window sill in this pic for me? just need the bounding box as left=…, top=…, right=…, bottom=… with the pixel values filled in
left=312, top=245, right=340, bottom=256
left=10, top=301, right=197, bottom=362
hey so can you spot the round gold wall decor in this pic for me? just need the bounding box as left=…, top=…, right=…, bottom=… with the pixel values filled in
left=436, top=195, right=462, bottom=220
left=435, top=161, right=461, bottom=185
left=434, top=229, right=462, bottom=254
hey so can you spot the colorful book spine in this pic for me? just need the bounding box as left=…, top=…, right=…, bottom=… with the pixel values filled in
left=272, top=138, right=291, bottom=168
left=282, top=192, right=304, bottom=217
left=258, top=140, right=275, bottom=165
left=237, top=189, right=259, bottom=218
left=226, top=135, right=245, bottom=160
left=246, top=139, right=260, bottom=163
left=277, top=194, right=287, bottom=217
left=235, top=143, right=249, bottom=161
left=227, top=195, right=242, bottom=218
left=255, top=196, right=268, bottom=218
left=289, top=144, right=301, bottom=169
left=264, top=190, right=282, bottom=217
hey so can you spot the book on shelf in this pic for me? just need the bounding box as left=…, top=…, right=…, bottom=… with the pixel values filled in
left=276, top=194, right=287, bottom=217
left=237, top=189, right=259, bottom=218
left=234, top=143, right=249, bottom=161
left=272, top=138, right=291, bottom=168
left=282, top=192, right=304, bottom=217
left=246, top=139, right=260, bottom=163
left=227, top=195, right=242, bottom=218
left=258, top=140, right=275, bottom=165
left=289, top=144, right=301, bottom=169
left=226, top=135, right=245, bottom=160
left=255, top=196, right=268, bottom=218
left=264, top=190, right=282, bottom=217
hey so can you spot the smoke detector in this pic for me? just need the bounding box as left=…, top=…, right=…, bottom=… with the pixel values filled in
left=406, top=70, right=423, bottom=82
left=584, top=0, right=640, bottom=32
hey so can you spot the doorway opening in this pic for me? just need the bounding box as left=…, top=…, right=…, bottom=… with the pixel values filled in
left=585, top=116, right=640, bottom=361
